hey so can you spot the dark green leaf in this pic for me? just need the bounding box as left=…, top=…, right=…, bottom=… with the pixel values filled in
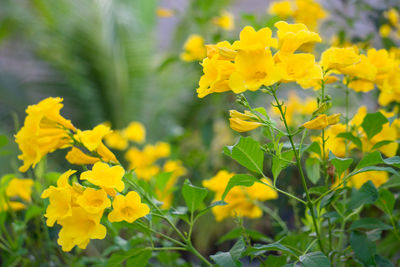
left=299, top=251, right=330, bottom=267
left=24, top=205, right=43, bottom=222
left=381, top=175, right=400, bottom=189
left=320, top=191, right=336, bottom=209
left=350, top=218, right=392, bottom=231
left=350, top=231, right=376, bottom=266
left=211, top=239, right=245, bottom=267
left=305, top=157, right=321, bottom=184
left=361, top=112, right=388, bottom=139
left=182, top=180, right=208, bottom=212
left=309, top=186, right=328, bottom=196
left=375, top=189, right=395, bottom=215
left=125, top=250, right=152, bottom=267
left=374, top=255, right=394, bottom=267
left=329, top=152, right=353, bottom=177
left=348, top=181, right=378, bottom=210
left=221, top=174, right=259, bottom=200
left=303, top=141, right=321, bottom=156
left=224, top=136, right=264, bottom=173
left=337, top=132, right=362, bottom=149
left=245, top=242, right=296, bottom=257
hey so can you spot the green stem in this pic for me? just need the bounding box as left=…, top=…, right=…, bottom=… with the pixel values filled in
left=135, top=220, right=186, bottom=247
left=271, top=88, right=325, bottom=254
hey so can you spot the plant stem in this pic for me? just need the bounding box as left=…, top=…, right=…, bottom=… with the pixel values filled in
left=135, top=220, right=186, bottom=247
left=271, top=88, right=325, bottom=254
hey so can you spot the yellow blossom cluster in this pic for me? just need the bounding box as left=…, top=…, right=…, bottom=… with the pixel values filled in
left=15, top=97, right=150, bottom=252
left=202, top=170, right=278, bottom=221
left=104, top=121, right=146, bottom=150
left=0, top=178, right=34, bottom=211
left=212, top=11, right=234, bottom=31
left=379, top=8, right=400, bottom=39
left=312, top=106, right=400, bottom=159
left=268, top=0, right=327, bottom=30
left=180, top=34, right=207, bottom=62
left=197, top=21, right=323, bottom=98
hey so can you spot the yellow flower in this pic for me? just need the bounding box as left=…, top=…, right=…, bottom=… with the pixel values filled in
left=180, top=34, right=207, bottom=62
left=15, top=97, right=75, bottom=172
left=203, top=171, right=277, bottom=221
left=276, top=53, right=322, bottom=89
left=6, top=178, right=34, bottom=202
left=320, top=47, right=360, bottom=71
left=232, top=26, right=278, bottom=50
left=206, top=41, right=236, bottom=60
left=303, top=114, right=329, bottom=130
left=379, top=24, right=392, bottom=38
left=123, top=121, right=146, bottom=144
left=57, top=206, right=106, bottom=252
left=213, top=11, right=234, bottom=31
left=65, top=147, right=99, bottom=165
left=340, top=55, right=377, bottom=92
left=76, top=188, right=111, bottom=214
left=268, top=1, right=294, bottom=19
left=293, top=0, right=327, bottom=31
left=275, top=21, right=321, bottom=55
left=151, top=142, right=171, bottom=159
left=229, top=110, right=262, bottom=132
left=229, top=49, right=281, bottom=93
left=385, top=8, right=399, bottom=26
left=197, top=56, right=235, bottom=98
left=156, top=8, right=174, bottom=18
left=378, top=67, right=400, bottom=106
left=311, top=124, right=348, bottom=158
left=80, top=162, right=125, bottom=192
left=0, top=197, right=26, bottom=212
left=367, top=49, right=397, bottom=86
left=350, top=171, right=389, bottom=189
left=327, top=114, right=341, bottom=125
left=104, top=130, right=128, bottom=150
left=41, top=170, right=77, bottom=227
left=108, top=191, right=150, bottom=223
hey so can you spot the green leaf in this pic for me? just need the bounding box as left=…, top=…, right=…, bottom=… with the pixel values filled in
left=329, top=152, right=353, bottom=177
left=245, top=242, right=296, bottom=257
left=305, top=157, right=321, bottom=184
left=303, top=141, right=321, bottom=156
left=381, top=175, right=400, bottom=189
left=154, top=171, right=173, bottom=191
left=0, top=135, right=8, bottom=148
left=372, top=140, right=393, bottom=150
left=224, top=136, right=264, bottom=173
left=351, top=166, right=399, bottom=177
left=375, top=189, right=395, bottom=215
left=181, top=179, right=208, bottom=212
left=272, top=150, right=294, bottom=181
left=265, top=255, right=287, bottom=267
left=356, top=151, right=383, bottom=170
left=382, top=156, right=400, bottom=168
left=374, top=255, right=394, bottom=267
left=299, top=251, right=330, bottom=267
left=24, top=205, right=43, bottom=222
left=221, top=174, right=259, bottom=200
left=348, top=181, right=378, bottom=210
left=218, top=228, right=272, bottom=244
left=350, top=231, right=376, bottom=266
left=361, top=112, right=388, bottom=139
left=126, top=250, right=152, bottom=267
left=211, top=239, right=245, bottom=267
left=253, top=107, right=269, bottom=119
left=336, top=132, right=362, bottom=149
left=350, top=218, right=392, bottom=231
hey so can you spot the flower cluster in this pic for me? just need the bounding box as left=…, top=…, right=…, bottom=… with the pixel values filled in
left=268, top=0, right=327, bottom=30
left=0, top=177, right=34, bottom=211
left=15, top=97, right=150, bottom=252
left=379, top=8, right=399, bottom=39
left=203, top=171, right=277, bottom=221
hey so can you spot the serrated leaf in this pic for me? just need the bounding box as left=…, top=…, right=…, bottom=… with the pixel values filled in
left=221, top=174, right=259, bottom=200
left=299, top=251, right=330, bottom=267
left=182, top=179, right=208, bottom=212
left=224, top=136, right=264, bottom=173
left=350, top=231, right=376, bottom=266
left=361, top=112, right=388, bottom=139
left=348, top=181, right=378, bottom=210
left=336, top=132, right=362, bottom=149
left=329, top=151, right=353, bottom=177
left=305, top=157, right=321, bottom=184
left=350, top=218, right=392, bottom=231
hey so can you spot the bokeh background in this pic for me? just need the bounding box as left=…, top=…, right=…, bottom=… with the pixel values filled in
left=0, top=0, right=399, bottom=257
